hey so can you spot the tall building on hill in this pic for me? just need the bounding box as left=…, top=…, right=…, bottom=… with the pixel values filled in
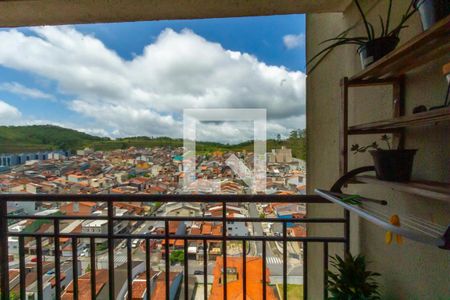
left=268, top=146, right=293, bottom=163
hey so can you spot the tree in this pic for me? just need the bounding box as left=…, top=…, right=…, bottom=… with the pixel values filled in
left=85, top=264, right=91, bottom=273
left=276, top=134, right=281, bottom=143
left=287, top=128, right=307, bottom=161
left=170, top=250, right=185, bottom=265
left=0, top=292, right=18, bottom=300
left=289, top=130, right=298, bottom=140
left=297, top=129, right=306, bottom=139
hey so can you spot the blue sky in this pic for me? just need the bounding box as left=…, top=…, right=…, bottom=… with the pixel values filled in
left=0, top=15, right=305, bottom=142
left=75, top=15, right=306, bottom=71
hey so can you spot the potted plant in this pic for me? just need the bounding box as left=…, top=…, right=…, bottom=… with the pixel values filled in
left=327, top=253, right=381, bottom=300
left=307, top=0, right=417, bottom=72
left=414, top=0, right=450, bottom=31
left=351, top=135, right=417, bottom=182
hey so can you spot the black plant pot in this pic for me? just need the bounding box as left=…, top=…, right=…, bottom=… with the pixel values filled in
left=357, top=36, right=399, bottom=69
left=414, top=0, right=450, bottom=31
left=369, top=150, right=417, bottom=182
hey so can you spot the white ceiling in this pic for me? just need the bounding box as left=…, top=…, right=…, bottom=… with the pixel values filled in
left=0, top=0, right=352, bottom=27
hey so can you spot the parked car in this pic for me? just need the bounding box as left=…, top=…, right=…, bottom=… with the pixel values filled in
left=46, top=269, right=55, bottom=275
left=193, top=270, right=204, bottom=275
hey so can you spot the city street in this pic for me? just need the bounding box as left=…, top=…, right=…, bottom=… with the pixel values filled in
left=75, top=203, right=303, bottom=278
left=249, top=203, right=303, bottom=276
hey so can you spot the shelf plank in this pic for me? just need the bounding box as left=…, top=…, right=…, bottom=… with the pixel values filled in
left=315, top=189, right=448, bottom=249
left=354, top=175, right=450, bottom=203
left=348, top=107, right=450, bottom=134
left=350, top=15, right=450, bottom=81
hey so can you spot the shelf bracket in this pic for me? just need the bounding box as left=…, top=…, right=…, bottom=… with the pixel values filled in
left=439, top=226, right=450, bottom=250
left=331, top=166, right=375, bottom=193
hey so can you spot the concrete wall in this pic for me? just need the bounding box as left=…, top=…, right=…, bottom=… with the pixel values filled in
left=306, top=1, right=450, bottom=299
left=0, top=0, right=352, bottom=28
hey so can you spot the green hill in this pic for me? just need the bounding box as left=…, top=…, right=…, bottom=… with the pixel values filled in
left=0, top=125, right=306, bottom=160
left=0, top=125, right=108, bottom=153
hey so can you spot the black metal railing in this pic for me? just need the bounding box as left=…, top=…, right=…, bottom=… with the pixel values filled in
left=0, top=194, right=348, bottom=300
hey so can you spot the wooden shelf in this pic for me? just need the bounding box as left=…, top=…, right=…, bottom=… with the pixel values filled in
left=348, top=107, right=450, bottom=134
left=315, top=189, right=449, bottom=249
left=350, top=15, right=450, bottom=81
left=353, top=175, right=450, bottom=203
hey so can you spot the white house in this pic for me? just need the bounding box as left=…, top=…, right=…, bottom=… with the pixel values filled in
left=226, top=213, right=249, bottom=237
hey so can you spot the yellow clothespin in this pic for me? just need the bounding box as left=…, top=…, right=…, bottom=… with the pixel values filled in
left=385, top=214, right=403, bottom=245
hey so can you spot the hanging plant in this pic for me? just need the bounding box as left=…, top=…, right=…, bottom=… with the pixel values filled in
left=307, top=0, right=417, bottom=72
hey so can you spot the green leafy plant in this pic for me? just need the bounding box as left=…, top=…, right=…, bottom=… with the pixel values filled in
left=170, top=250, right=185, bottom=265
left=351, top=134, right=392, bottom=154
left=307, top=0, right=417, bottom=74
left=0, top=292, right=18, bottom=300
left=327, top=253, right=381, bottom=300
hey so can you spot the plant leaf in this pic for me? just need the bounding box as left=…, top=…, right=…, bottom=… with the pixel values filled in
left=368, top=22, right=376, bottom=40
left=320, top=36, right=368, bottom=45
left=378, top=15, right=385, bottom=37
left=307, top=39, right=363, bottom=74
left=354, top=0, right=372, bottom=40
left=385, top=0, right=393, bottom=35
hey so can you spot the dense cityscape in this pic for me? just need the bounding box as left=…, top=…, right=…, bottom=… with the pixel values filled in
left=1, top=145, right=307, bottom=299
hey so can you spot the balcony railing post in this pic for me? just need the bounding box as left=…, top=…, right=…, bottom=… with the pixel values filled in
left=344, top=210, right=350, bottom=253
left=164, top=220, right=170, bottom=300
left=262, top=241, right=267, bottom=300
left=19, top=237, right=25, bottom=300
left=127, top=238, right=133, bottom=300
left=0, top=200, right=9, bottom=300
left=203, top=240, right=208, bottom=300
left=323, top=242, right=329, bottom=300
left=54, top=219, right=61, bottom=300
left=242, top=240, right=247, bottom=299
left=71, top=238, right=79, bottom=300
left=282, top=222, right=287, bottom=300
left=107, top=201, right=115, bottom=299
left=183, top=238, right=188, bottom=300
left=222, top=201, right=227, bottom=300
left=90, top=237, right=96, bottom=300
left=36, top=236, right=43, bottom=300
left=303, top=241, right=308, bottom=300
left=145, top=239, right=151, bottom=300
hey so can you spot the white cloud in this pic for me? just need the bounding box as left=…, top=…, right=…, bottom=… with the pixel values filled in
left=0, top=100, right=21, bottom=123
left=0, top=26, right=306, bottom=142
left=0, top=82, right=55, bottom=101
left=267, top=114, right=306, bottom=138
left=283, top=33, right=305, bottom=49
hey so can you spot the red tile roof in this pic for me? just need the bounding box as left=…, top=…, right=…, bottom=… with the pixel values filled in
left=150, top=272, right=180, bottom=300
left=210, top=256, right=277, bottom=300
left=9, top=270, right=19, bottom=282
left=61, top=269, right=108, bottom=300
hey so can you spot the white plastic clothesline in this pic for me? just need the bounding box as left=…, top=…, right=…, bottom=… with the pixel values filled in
left=315, top=189, right=449, bottom=249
